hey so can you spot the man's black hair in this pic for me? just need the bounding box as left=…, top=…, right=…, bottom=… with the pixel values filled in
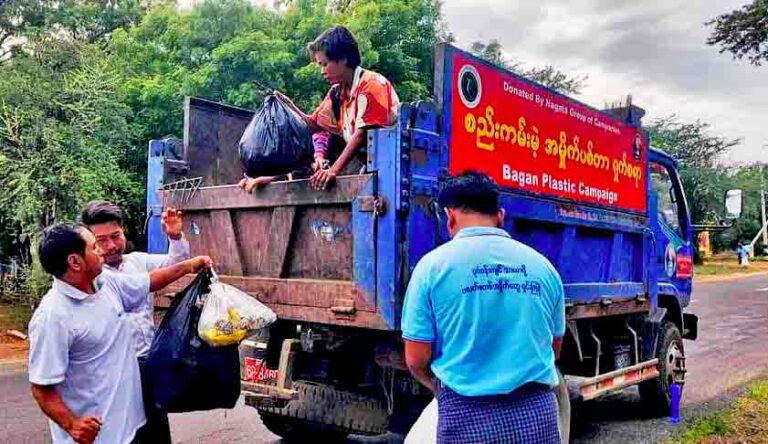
left=81, top=200, right=124, bottom=227
left=38, top=223, right=88, bottom=278
left=308, top=25, right=362, bottom=69
left=438, top=171, right=500, bottom=216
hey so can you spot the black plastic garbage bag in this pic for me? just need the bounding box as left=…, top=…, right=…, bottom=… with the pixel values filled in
left=144, top=271, right=241, bottom=413
left=239, top=93, right=313, bottom=178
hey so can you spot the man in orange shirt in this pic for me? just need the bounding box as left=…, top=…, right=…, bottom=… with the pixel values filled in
left=239, top=25, right=399, bottom=192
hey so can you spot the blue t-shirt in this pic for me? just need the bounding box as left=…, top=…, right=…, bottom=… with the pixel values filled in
left=401, top=226, right=565, bottom=396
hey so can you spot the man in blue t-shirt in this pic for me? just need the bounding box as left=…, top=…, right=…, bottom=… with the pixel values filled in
left=402, top=171, right=565, bottom=444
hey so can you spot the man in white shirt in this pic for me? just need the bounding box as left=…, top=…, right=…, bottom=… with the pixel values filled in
left=28, top=223, right=212, bottom=444
left=81, top=201, right=191, bottom=443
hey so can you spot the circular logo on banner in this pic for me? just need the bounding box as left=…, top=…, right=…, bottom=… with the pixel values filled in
left=458, top=64, right=482, bottom=109
left=665, top=244, right=677, bottom=278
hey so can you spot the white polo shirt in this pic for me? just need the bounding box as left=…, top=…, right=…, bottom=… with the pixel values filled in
left=28, top=271, right=150, bottom=444
left=104, top=237, right=190, bottom=357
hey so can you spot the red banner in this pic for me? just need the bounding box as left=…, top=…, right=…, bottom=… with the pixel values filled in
left=447, top=52, right=648, bottom=213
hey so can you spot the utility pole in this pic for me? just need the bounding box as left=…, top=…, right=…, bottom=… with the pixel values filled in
left=762, top=166, right=767, bottom=252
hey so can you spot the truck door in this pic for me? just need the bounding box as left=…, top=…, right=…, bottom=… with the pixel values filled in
left=650, top=161, right=693, bottom=302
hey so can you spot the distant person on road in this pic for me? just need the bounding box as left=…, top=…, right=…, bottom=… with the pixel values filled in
left=401, top=171, right=566, bottom=443
left=28, top=223, right=212, bottom=444
left=239, top=25, right=399, bottom=192
left=80, top=201, right=191, bottom=444
left=738, top=241, right=751, bottom=267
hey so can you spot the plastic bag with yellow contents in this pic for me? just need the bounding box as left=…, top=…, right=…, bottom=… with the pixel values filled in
left=198, top=272, right=277, bottom=347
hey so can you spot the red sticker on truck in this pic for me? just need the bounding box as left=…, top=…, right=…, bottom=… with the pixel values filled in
left=447, top=52, right=648, bottom=214
left=676, top=255, right=693, bottom=279
left=243, top=357, right=279, bottom=383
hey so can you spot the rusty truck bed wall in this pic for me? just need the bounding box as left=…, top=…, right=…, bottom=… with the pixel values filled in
left=162, top=176, right=387, bottom=329
left=156, top=98, right=393, bottom=330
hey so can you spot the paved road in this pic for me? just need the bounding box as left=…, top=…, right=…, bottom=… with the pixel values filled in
left=2, top=275, right=767, bottom=444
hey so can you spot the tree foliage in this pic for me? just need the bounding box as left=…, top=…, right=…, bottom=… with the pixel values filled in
left=0, top=0, right=154, bottom=62
left=647, top=116, right=741, bottom=170
left=644, top=116, right=766, bottom=252
left=109, top=0, right=450, bottom=144
left=707, top=0, right=768, bottom=66
left=0, top=40, right=142, bottom=260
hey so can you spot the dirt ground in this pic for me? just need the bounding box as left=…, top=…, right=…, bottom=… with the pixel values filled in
left=0, top=307, right=29, bottom=362
left=0, top=335, right=27, bottom=361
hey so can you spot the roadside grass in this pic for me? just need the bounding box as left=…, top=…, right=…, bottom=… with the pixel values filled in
left=695, top=255, right=768, bottom=276
left=669, top=380, right=768, bottom=443
left=0, top=304, right=32, bottom=331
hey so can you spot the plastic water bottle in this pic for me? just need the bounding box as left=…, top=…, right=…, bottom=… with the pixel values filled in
left=669, top=383, right=682, bottom=424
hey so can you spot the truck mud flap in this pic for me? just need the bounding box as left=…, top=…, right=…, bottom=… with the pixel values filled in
left=682, top=313, right=698, bottom=340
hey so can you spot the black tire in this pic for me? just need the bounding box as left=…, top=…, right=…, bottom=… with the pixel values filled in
left=639, top=322, right=685, bottom=416
left=260, top=411, right=349, bottom=442
left=257, top=381, right=389, bottom=440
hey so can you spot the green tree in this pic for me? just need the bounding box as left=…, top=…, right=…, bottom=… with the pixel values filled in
left=647, top=116, right=741, bottom=227
left=0, top=40, right=142, bottom=257
left=647, top=116, right=741, bottom=169
left=0, top=0, right=47, bottom=61
left=707, top=0, right=768, bottom=66
left=109, top=0, right=451, bottom=144
left=0, top=0, right=153, bottom=62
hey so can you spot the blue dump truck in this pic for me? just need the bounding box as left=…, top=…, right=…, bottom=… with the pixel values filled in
left=148, top=44, right=742, bottom=440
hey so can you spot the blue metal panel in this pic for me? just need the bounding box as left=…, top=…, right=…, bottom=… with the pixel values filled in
left=565, top=283, right=646, bottom=302
left=398, top=100, right=657, bottom=309
left=371, top=126, right=404, bottom=329
left=405, top=102, right=445, bottom=277
left=147, top=140, right=167, bottom=254
left=352, top=196, right=377, bottom=311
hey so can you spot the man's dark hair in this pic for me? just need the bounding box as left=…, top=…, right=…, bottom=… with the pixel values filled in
left=81, top=200, right=123, bottom=227
left=38, top=223, right=88, bottom=278
left=308, top=25, right=361, bottom=69
left=438, top=171, right=500, bottom=216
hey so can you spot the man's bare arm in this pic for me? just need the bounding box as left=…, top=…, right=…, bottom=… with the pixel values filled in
left=404, top=340, right=436, bottom=394
left=31, top=384, right=101, bottom=443
left=149, top=256, right=212, bottom=292
left=553, top=336, right=563, bottom=361
left=330, top=129, right=367, bottom=174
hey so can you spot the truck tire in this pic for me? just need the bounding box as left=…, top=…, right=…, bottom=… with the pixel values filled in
left=639, top=322, right=685, bottom=416
left=257, top=381, right=389, bottom=441
left=259, top=411, right=348, bottom=442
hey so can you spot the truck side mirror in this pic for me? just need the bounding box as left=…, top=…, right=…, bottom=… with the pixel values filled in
left=725, top=189, right=743, bottom=219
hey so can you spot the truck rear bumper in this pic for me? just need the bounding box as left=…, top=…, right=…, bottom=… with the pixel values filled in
left=565, top=358, right=660, bottom=401
left=242, top=381, right=298, bottom=408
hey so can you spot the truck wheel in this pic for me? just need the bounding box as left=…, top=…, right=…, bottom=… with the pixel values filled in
left=639, top=322, right=685, bottom=416
left=257, top=381, right=389, bottom=440
left=556, top=370, right=571, bottom=444
left=259, top=411, right=348, bottom=442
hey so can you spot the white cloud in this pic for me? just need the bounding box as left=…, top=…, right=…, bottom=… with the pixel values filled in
left=442, top=0, right=768, bottom=164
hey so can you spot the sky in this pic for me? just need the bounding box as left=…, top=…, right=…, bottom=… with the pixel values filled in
left=440, top=0, right=766, bottom=165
